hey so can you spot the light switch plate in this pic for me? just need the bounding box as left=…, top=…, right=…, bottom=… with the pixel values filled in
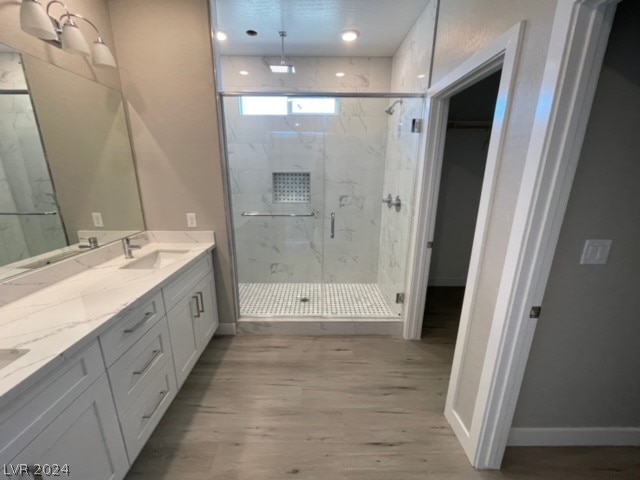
left=580, top=239, right=612, bottom=264
left=91, top=212, right=103, bottom=228
left=186, top=213, right=197, bottom=228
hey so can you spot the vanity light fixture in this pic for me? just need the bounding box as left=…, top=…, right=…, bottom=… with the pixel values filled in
left=215, top=31, right=227, bottom=41
left=19, top=0, right=117, bottom=68
left=341, top=29, right=359, bottom=42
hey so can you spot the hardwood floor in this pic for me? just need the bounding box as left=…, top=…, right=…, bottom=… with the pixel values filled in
left=125, top=289, right=639, bottom=479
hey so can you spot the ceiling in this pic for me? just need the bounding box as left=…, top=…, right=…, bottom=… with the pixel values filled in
left=213, top=0, right=430, bottom=57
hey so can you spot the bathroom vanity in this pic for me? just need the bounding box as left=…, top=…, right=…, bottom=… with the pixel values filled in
left=0, top=232, right=218, bottom=479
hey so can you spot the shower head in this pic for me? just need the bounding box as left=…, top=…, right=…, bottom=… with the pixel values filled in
left=270, top=31, right=296, bottom=74
left=385, top=99, right=403, bottom=115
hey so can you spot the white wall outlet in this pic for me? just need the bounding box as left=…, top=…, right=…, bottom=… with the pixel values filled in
left=186, top=213, right=197, bottom=228
left=91, top=212, right=104, bottom=228
left=580, top=239, right=612, bottom=264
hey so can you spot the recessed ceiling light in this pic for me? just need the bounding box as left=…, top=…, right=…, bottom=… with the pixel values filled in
left=417, top=74, right=426, bottom=79
left=335, top=72, right=345, bottom=77
left=239, top=70, right=249, bottom=76
left=216, top=31, right=227, bottom=41
left=341, top=30, right=359, bottom=42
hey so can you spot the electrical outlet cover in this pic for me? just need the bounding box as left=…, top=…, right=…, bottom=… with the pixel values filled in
left=187, top=213, right=197, bottom=228
left=91, top=212, right=103, bottom=228
left=580, top=239, right=612, bottom=264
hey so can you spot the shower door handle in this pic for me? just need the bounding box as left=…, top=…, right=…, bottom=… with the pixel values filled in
left=330, top=213, right=335, bottom=239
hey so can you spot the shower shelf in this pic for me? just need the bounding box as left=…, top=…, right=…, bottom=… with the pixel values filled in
left=241, top=212, right=315, bottom=217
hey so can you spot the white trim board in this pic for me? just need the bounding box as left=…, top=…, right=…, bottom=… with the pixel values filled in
left=508, top=428, right=640, bottom=447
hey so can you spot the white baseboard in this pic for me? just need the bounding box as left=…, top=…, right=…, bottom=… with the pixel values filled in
left=428, top=277, right=466, bottom=287
left=215, top=323, right=237, bottom=336
left=508, top=427, right=640, bottom=446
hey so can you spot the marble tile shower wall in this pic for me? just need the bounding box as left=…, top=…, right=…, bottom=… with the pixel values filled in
left=0, top=53, right=67, bottom=266
left=222, top=56, right=393, bottom=284
left=377, top=2, right=437, bottom=314
left=226, top=96, right=390, bottom=283
left=220, top=56, right=392, bottom=92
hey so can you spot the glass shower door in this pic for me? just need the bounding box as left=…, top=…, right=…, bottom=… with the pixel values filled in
left=223, top=95, right=325, bottom=316
left=322, top=96, right=424, bottom=317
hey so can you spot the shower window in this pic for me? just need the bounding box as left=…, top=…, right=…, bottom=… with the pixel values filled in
left=240, top=96, right=338, bottom=116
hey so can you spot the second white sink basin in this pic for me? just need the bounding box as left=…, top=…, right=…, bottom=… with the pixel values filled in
left=121, top=250, right=189, bottom=270
left=0, top=349, right=29, bottom=370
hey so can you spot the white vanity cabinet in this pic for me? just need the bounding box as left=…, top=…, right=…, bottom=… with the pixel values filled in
left=0, top=248, right=219, bottom=479
left=0, top=342, right=129, bottom=480
left=164, top=255, right=218, bottom=388
left=7, top=375, right=129, bottom=480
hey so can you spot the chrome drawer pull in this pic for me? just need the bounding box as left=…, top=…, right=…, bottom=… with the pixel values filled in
left=142, top=390, right=167, bottom=420
left=192, top=296, right=201, bottom=318
left=133, top=349, right=161, bottom=376
left=123, top=311, right=154, bottom=333
left=196, top=291, right=204, bottom=313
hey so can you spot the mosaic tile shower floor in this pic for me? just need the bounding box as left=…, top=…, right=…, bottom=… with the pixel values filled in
left=239, top=283, right=398, bottom=318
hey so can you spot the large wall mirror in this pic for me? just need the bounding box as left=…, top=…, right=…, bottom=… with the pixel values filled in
left=0, top=43, right=144, bottom=280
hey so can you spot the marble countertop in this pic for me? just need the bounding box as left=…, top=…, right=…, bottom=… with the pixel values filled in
left=0, top=232, right=215, bottom=407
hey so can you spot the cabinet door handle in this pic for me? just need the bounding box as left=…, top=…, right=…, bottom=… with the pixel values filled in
left=197, top=291, right=204, bottom=313
left=142, top=390, right=167, bottom=419
left=133, top=349, right=161, bottom=376
left=192, top=296, right=201, bottom=318
left=123, top=311, right=154, bottom=333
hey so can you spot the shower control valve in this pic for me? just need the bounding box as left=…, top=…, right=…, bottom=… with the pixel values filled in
left=382, top=194, right=402, bottom=212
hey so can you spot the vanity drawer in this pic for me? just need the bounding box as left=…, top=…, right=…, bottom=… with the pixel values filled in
left=162, top=254, right=211, bottom=312
left=100, top=290, right=165, bottom=367
left=120, top=358, right=177, bottom=462
left=108, top=317, right=173, bottom=418
left=0, top=341, right=105, bottom=463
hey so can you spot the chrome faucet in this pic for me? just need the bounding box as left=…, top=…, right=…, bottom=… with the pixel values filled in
left=122, top=237, right=141, bottom=259
left=79, top=236, right=99, bottom=250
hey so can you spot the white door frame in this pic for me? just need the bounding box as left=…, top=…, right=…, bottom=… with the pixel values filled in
left=403, top=0, right=620, bottom=469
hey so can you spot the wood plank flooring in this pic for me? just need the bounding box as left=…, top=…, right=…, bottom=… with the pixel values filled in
left=125, top=288, right=639, bottom=479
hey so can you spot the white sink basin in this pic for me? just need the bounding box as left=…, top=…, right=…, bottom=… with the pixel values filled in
left=121, top=250, right=189, bottom=270
left=0, top=349, right=29, bottom=369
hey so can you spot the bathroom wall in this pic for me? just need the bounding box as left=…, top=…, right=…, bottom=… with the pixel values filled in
left=0, top=53, right=66, bottom=265
left=432, top=0, right=558, bottom=432
left=0, top=0, right=120, bottom=91
left=222, top=59, right=391, bottom=283
left=108, top=0, right=236, bottom=326
left=377, top=2, right=437, bottom=314
left=220, top=56, right=392, bottom=92
left=512, top=1, right=640, bottom=436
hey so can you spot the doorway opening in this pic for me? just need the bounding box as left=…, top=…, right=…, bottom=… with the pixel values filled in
left=422, top=71, right=501, bottom=342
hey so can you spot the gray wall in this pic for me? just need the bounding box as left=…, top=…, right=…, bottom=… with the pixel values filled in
left=428, top=129, right=488, bottom=286
left=108, top=0, right=236, bottom=326
left=428, top=72, right=499, bottom=287
left=513, top=1, right=640, bottom=429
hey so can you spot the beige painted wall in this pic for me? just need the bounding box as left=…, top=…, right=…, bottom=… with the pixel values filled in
left=432, top=0, right=558, bottom=429
left=0, top=0, right=120, bottom=91
left=24, top=55, right=143, bottom=243
left=513, top=1, right=640, bottom=429
left=108, top=0, right=235, bottom=325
